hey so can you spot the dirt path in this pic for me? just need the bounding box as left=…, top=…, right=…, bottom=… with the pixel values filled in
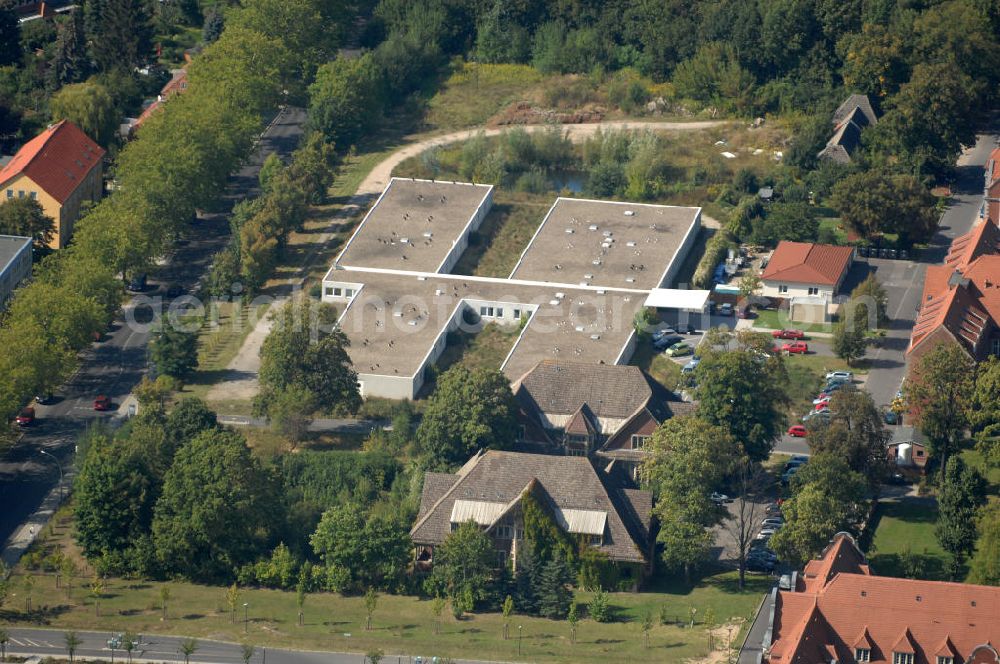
left=208, top=119, right=733, bottom=403
left=358, top=119, right=732, bottom=197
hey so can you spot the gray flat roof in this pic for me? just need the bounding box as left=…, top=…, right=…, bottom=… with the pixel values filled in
left=336, top=178, right=493, bottom=272
left=0, top=235, right=31, bottom=273
left=509, top=197, right=700, bottom=290
left=330, top=267, right=646, bottom=380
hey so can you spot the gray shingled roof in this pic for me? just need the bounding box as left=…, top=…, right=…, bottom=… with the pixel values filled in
left=512, top=360, right=653, bottom=420
left=418, top=472, right=459, bottom=520
left=832, top=94, right=878, bottom=128
left=411, top=450, right=652, bottom=564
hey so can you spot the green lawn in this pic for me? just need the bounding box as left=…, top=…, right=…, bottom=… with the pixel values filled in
left=629, top=340, right=684, bottom=392
left=782, top=354, right=865, bottom=419
left=423, top=62, right=544, bottom=131
left=11, top=512, right=768, bottom=664
left=753, top=309, right=833, bottom=335
left=452, top=194, right=552, bottom=278
left=867, top=499, right=948, bottom=581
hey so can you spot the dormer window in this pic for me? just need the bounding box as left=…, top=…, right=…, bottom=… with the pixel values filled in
left=631, top=434, right=650, bottom=449
left=893, top=653, right=914, bottom=664
left=855, top=649, right=870, bottom=662
left=937, top=658, right=953, bottom=664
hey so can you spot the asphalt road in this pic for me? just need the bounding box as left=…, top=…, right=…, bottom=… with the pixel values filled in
left=1, top=627, right=497, bottom=664
left=0, top=107, right=307, bottom=554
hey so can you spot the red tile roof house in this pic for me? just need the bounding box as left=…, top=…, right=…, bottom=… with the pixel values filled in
left=410, top=449, right=655, bottom=588
left=760, top=242, right=855, bottom=323
left=130, top=68, right=189, bottom=136
left=908, top=216, right=1000, bottom=363
left=510, top=360, right=695, bottom=481
left=0, top=120, right=105, bottom=249
left=984, top=146, right=1000, bottom=224
left=759, top=532, right=1000, bottom=664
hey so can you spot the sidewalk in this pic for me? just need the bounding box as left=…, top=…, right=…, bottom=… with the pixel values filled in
left=1, top=466, right=73, bottom=569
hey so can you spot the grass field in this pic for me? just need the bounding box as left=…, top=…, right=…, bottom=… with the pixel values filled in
left=10, top=512, right=769, bottom=664
left=867, top=499, right=948, bottom=581
left=629, top=341, right=685, bottom=392
left=423, top=62, right=544, bottom=131
left=752, top=310, right=833, bottom=335
left=453, top=194, right=552, bottom=278
left=782, top=353, right=865, bottom=419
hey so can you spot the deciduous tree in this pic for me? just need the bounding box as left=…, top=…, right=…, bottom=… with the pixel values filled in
left=907, top=343, right=975, bottom=478
left=831, top=320, right=866, bottom=366
left=807, top=390, right=889, bottom=488
left=0, top=198, right=56, bottom=250
left=936, top=456, right=986, bottom=578
left=830, top=168, right=938, bottom=243
left=149, top=322, right=199, bottom=379
left=416, top=365, right=518, bottom=469
left=694, top=351, right=786, bottom=462
left=643, top=416, right=736, bottom=580
left=152, top=428, right=282, bottom=581
left=309, top=504, right=411, bottom=590
left=425, top=521, right=496, bottom=608
left=968, top=503, right=1000, bottom=586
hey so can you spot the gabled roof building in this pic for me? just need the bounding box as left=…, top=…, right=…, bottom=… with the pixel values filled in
left=909, top=217, right=1000, bottom=362
left=411, top=450, right=654, bottom=585
left=762, top=533, right=1000, bottom=664
left=818, top=94, right=879, bottom=165
left=0, top=120, right=105, bottom=249
left=511, top=360, right=694, bottom=478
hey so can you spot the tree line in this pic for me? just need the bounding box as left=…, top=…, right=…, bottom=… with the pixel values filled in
left=0, top=0, right=359, bottom=427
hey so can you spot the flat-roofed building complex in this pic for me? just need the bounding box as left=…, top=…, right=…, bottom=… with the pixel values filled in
left=323, top=178, right=705, bottom=399
left=0, top=234, right=32, bottom=308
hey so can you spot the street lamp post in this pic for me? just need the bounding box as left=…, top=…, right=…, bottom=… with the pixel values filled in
left=517, top=625, right=522, bottom=656
left=243, top=602, right=249, bottom=633
left=39, top=449, right=63, bottom=501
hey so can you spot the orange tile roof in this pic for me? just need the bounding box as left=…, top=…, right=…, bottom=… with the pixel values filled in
left=945, top=216, right=1000, bottom=271
left=909, top=219, right=1000, bottom=358
left=989, top=146, right=1000, bottom=185
left=0, top=120, right=104, bottom=205
left=767, top=534, right=1000, bottom=664
left=761, top=242, right=854, bottom=286
left=799, top=532, right=870, bottom=593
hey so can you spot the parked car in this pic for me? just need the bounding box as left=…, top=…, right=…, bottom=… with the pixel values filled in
left=789, top=455, right=809, bottom=463
left=858, top=246, right=869, bottom=257
left=782, top=341, right=808, bottom=354
left=771, top=329, right=805, bottom=340
left=781, top=468, right=800, bottom=484
left=736, top=303, right=752, bottom=319
left=652, top=334, right=684, bottom=350
left=709, top=492, right=732, bottom=505
left=93, top=395, right=112, bottom=411
left=815, top=400, right=833, bottom=411
left=762, top=518, right=785, bottom=528
left=899, top=250, right=909, bottom=260
left=651, top=327, right=677, bottom=341
left=718, top=302, right=734, bottom=316
left=825, top=375, right=850, bottom=386
left=802, top=411, right=832, bottom=423
left=127, top=273, right=147, bottom=292
left=35, top=393, right=54, bottom=405
left=665, top=342, right=693, bottom=357
left=884, top=410, right=899, bottom=425
left=787, top=425, right=808, bottom=437
left=826, top=371, right=854, bottom=381
left=15, top=407, right=35, bottom=426
left=784, top=458, right=807, bottom=470
left=681, top=322, right=698, bottom=334
left=765, top=503, right=782, bottom=517
left=746, top=556, right=775, bottom=572
left=813, top=395, right=831, bottom=406
left=682, top=357, right=701, bottom=374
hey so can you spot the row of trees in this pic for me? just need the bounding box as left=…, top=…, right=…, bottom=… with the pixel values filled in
left=0, top=0, right=345, bottom=427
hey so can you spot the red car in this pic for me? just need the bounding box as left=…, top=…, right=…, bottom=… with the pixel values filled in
left=771, top=329, right=805, bottom=340
left=787, top=425, right=808, bottom=437
left=782, top=341, right=808, bottom=354
left=15, top=407, right=35, bottom=426
left=93, top=395, right=112, bottom=411
left=814, top=400, right=831, bottom=411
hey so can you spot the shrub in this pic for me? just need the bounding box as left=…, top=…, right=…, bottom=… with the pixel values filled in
left=588, top=587, right=610, bottom=622
left=514, top=169, right=549, bottom=194
left=692, top=229, right=736, bottom=289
